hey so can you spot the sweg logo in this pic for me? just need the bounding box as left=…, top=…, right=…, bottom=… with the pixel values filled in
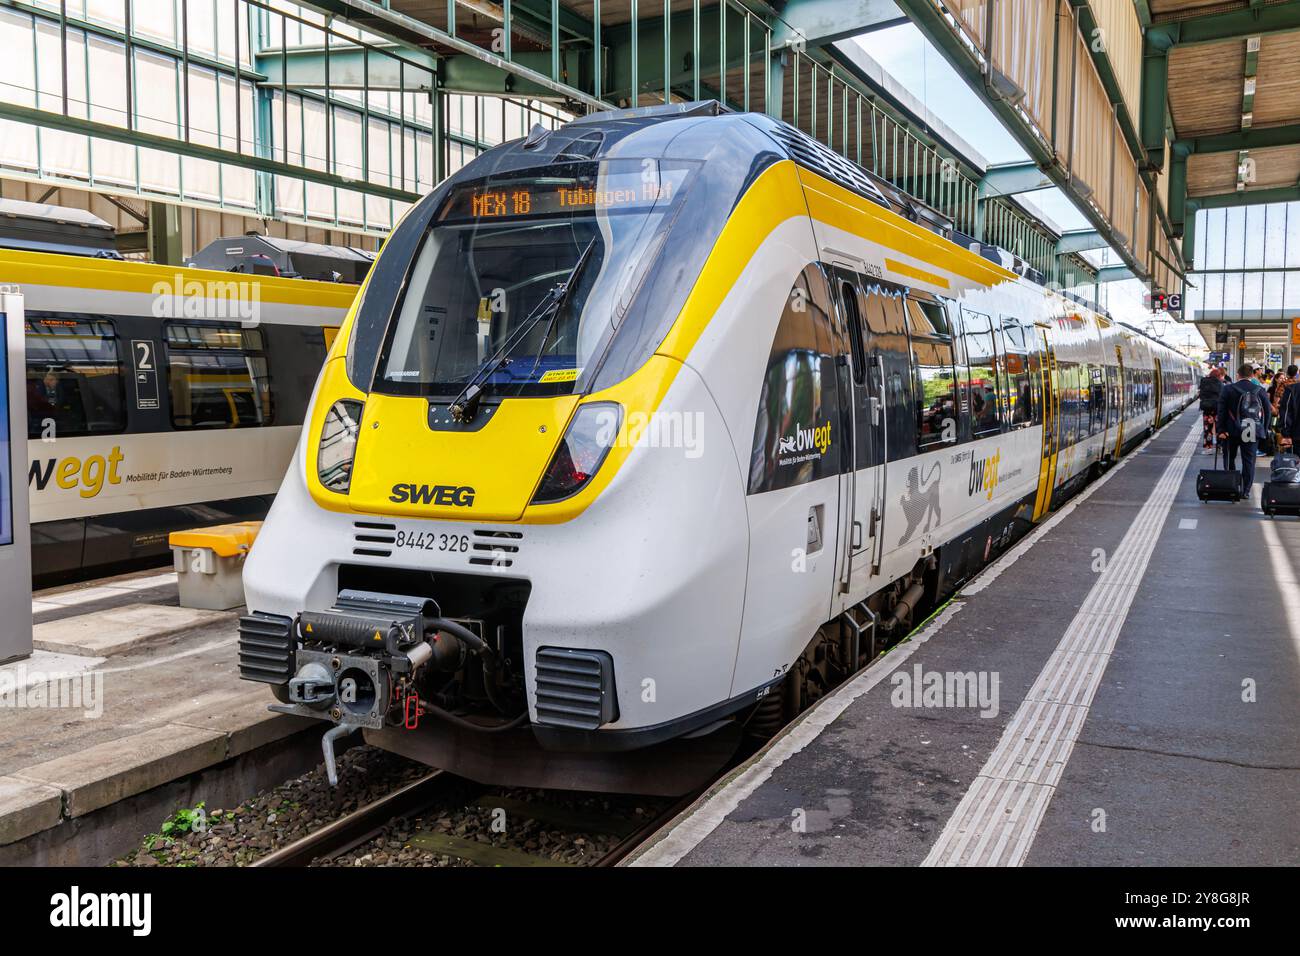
left=49, top=886, right=151, bottom=936
left=389, top=483, right=476, bottom=506
left=778, top=421, right=832, bottom=456
left=29, top=447, right=124, bottom=499
left=968, top=448, right=1001, bottom=501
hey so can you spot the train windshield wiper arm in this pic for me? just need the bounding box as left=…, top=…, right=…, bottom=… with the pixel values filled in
left=448, top=238, right=597, bottom=424
left=525, top=237, right=598, bottom=378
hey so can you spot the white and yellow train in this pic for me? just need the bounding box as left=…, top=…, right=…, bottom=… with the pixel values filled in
left=239, top=103, right=1196, bottom=794
left=6, top=249, right=355, bottom=580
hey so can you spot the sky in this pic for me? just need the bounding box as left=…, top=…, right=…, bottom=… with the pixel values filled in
left=853, top=24, right=1204, bottom=352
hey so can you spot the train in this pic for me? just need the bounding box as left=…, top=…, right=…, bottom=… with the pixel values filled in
left=10, top=247, right=356, bottom=581
left=238, top=102, right=1196, bottom=795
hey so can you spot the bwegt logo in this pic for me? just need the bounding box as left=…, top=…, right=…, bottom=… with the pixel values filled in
left=50, top=886, right=151, bottom=936
left=151, top=274, right=261, bottom=326
left=890, top=664, right=1000, bottom=718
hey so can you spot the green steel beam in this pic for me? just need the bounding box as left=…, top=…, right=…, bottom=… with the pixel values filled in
left=297, top=0, right=610, bottom=109
left=147, top=202, right=183, bottom=266
left=977, top=161, right=1053, bottom=199
left=1146, top=3, right=1300, bottom=46
left=1056, top=229, right=1105, bottom=254
left=1187, top=186, right=1300, bottom=210
left=1173, top=122, right=1300, bottom=155
left=1167, top=147, right=1188, bottom=234
left=1098, top=265, right=1135, bottom=283
left=441, top=52, right=563, bottom=98
left=1140, top=30, right=1172, bottom=169
left=0, top=100, right=421, bottom=203
left=256, top=44, right=435, bottom=90
left=771, top=0, right=908, bottom=48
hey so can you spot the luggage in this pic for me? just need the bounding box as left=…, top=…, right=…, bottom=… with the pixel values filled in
left=1197, top=444, right=1243, bottom=502
left=1272, top=451, right=1300, bottom=478
left=1261, top=470, right=1300, bottom=517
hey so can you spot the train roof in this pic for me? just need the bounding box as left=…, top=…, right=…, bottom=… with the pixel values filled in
left=0, top=197, right=120, bottom=258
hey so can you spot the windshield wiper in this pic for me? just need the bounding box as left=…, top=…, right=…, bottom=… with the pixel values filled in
left=525, top=238, right=598, bottom=378
left=448, top=238, right=598, bottom=423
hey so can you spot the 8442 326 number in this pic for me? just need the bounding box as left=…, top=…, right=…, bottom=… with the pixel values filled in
left=394, top=530, right=469, bottom=553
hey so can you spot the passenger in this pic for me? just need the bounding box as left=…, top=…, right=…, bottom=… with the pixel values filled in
left=1198, top=366, right=1225, bottom=450
left=1254, top=367, right=1275, bottom=456
left=1217, top=363, right=1272, bottom=497
left=1269, top=364, right=1294, bottom=414
left=1280, top=367, right=1300, bottom=453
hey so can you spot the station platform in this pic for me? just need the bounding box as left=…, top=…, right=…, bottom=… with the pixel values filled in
left=630, top=407, right=1300, bottom=867
left=0, top=569, right=312, bottom=864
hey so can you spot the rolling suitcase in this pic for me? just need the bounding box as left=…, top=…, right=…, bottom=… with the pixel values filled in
left=1196, top=444, right=1242, bottom=502
left=1262, top=449, right=1300, bottom=517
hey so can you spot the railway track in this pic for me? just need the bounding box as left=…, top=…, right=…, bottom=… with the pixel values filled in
left=252, top=770, right=690, bottom=868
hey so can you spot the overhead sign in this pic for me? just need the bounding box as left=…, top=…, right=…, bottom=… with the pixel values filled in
left=1148, top=291, right=1182, bottom=313
left=1292, top=317, right=1300, bottom=347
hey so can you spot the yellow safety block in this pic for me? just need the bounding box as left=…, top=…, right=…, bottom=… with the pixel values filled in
left=168, top=521, right=263, bottom=558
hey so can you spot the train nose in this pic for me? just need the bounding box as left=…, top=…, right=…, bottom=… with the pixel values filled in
left=341, top=392, right=578, bottom=520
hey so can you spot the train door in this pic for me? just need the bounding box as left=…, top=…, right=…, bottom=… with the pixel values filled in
left=1031, top=330, right=1059, bottom=521
left=1111, top=346, right=1126, bottom=460
left=827, top=266, right=884, bottom=597
left=1153, top=358, right=1164, bottom=424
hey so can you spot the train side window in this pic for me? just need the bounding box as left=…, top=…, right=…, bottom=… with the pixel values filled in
left=1027, top=349, right=1045, bottom=427
left=865, top=285, right=917, bottom=461
left=960, top=309, right=1001, bottom=437
left=1000, top=318, right=1032, bottom=427
left=747, top=265, right=841, bottom=494
left=904, top=297, right=951, bottom=337
left=1066, top=362, right=1082, bottom=445
left=25, top=316, right=127, bottom=439
left=1087, top=366, right=1106, bottom=435
left=912, top=338, right=959, bottom=448
left=838, top=278, right=867, bottom=386
left=164, top=323, right=274, bottom=429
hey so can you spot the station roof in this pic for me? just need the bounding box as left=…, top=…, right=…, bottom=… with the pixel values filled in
left=1155, top=0, right=1300, bottom=203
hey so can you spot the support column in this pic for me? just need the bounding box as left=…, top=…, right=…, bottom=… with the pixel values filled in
left=1140, top=32, right=1172, bottom=169
left=431, top=74, right=446, bottom=186
left=767, top=49, right=786, bottom=121
left=147, top=201, right=183, bottom=266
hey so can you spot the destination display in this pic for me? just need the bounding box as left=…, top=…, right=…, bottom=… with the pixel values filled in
left=439, top=163, right=692, bottom=223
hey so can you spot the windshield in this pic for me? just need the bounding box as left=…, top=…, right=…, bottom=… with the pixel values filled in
left=375, top=159, right=697, bottom=399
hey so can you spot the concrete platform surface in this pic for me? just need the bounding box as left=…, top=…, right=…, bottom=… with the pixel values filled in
left=630, top=409, right=1300, bottom=867
left=0, top=568, right=310, bottom=851
left=33, top=604, right=229, bottom=657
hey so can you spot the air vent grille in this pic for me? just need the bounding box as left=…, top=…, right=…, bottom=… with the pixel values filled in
left=534, top=647, right=618, bottom=730
left=468, top=529, right=523, bottom=568
left=764, top=120, right=890, bottom=209
left=352, top=520, right=396, bottom=557
left=238, top=611, right=295, bottom=685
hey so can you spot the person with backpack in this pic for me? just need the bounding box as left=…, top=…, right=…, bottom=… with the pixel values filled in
left=1217, top=363, right=1273, bottom=496
left=1198, top=366, right=1225, bottom=450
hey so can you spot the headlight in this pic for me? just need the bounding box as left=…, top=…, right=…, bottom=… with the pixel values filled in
left=530, top=402, right=622, bottom=504
left=318, top=399, right=364, bottom=493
